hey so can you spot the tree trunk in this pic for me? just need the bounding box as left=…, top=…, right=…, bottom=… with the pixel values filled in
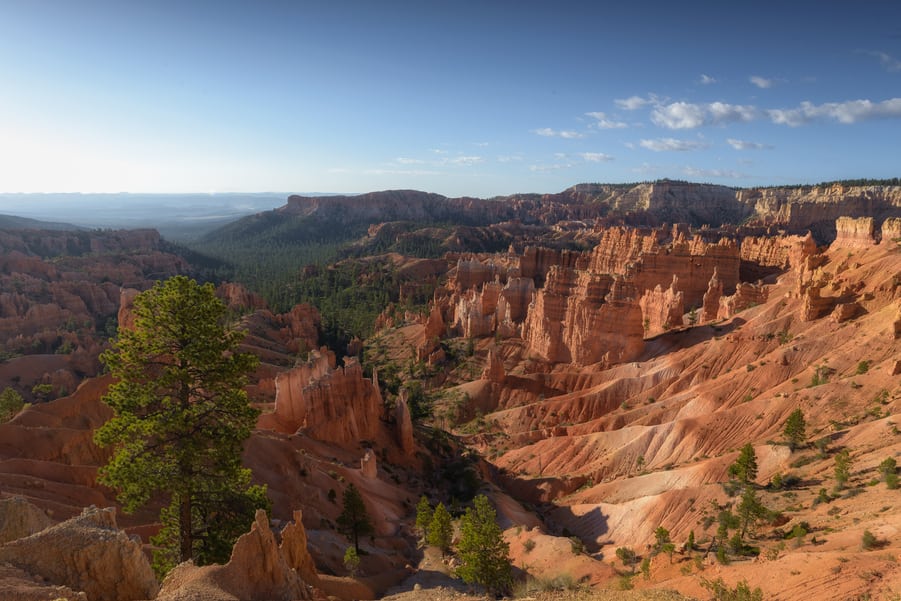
left=179, top=494, right=193, bottom=562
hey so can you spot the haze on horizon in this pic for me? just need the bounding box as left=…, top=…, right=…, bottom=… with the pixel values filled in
left=1, top=0, right=899, bottom=199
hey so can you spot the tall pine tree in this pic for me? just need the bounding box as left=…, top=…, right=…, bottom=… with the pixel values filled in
left=94, top=276, right=267, bottom=575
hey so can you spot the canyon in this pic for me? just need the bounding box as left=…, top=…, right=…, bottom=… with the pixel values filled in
left=1, top=182, right=901, bottom=600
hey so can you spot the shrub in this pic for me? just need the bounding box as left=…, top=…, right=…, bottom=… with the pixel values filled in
left=861, top=529, right=878, bottom=550
left=701, top=577, right=763, bottom=601
left=783, top=408, right=807, bottom=451
left=856, top=360, right=870, bottom=374
left=523, top=538, right=536, bottom=553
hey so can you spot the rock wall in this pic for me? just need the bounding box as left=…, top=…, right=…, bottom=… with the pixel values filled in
left=0, top=506, right=158, bottom=601
left=739, top=232, right=818, bottom=280
left=270, top=353, right=383, bottom=445
left=523, top=267, right=644, bottom=365
left=638, top=276, right=685, bottom=336
left=831, top=216, right=877, bottom=248
left=587, top=228, right=739, bottom=307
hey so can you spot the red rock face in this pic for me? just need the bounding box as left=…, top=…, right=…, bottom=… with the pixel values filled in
left=639, top=276, right=685, bottom=336
left=269, top=352, right=383, bottom=445
left=832, top=216, right=877, bottom=248
left=523, top=267, right=644, bottom=365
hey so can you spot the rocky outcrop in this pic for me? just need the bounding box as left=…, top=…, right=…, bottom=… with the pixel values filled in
left=523, top=267, right=644, bottom=365
left=0, top=506, right=157, bottom=601
left=831, top=216, right=877, bottom=248
left=218, top=281, right=268, bottom=312
left=481, top=349, right=507, bottom=383
left=800, top=283, right=834, bottom=321
left=361, top=449, right=378, bottom=479
left=638, top=275, right=684, bottom=336
left=831, top=301, right=861, bottom=323
left=157, top=510, right=310, bottom=601
left=280, top=509, right=320, bottom=587
left=719, top=281, right=768, bottom=318
left=588, top=228, right=739, bottom=307
left=0, top=496, right=54, bottom=543
left=701, top=269, right=723, bottom=322
left=882, top=218, right=901, bottom=242
left=739, top=232, right=818, bottom=280
left=269, top=352, right=383, bottom=444
left=452, top=280, right=502, bottom=338
left=395, top=391, right=416, bottom=456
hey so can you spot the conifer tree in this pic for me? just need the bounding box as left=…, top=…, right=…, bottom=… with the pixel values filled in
left=337, top=483, right=374, bottom=553
left=456, top=495, right=512, bottom=594
left=783, top=408, right=807, bottom=451
left=94, top=276, right=266, bottom=575
left=427, top=502, right=453, bottom=553
left=729, top=443, right=759, bottom=485
left=415, top=495, right=433, bottom=540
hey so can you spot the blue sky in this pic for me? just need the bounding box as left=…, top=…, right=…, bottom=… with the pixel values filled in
left=1, top=0, right=899, bottom=197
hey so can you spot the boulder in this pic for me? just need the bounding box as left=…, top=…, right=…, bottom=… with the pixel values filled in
left=0, top=506, right=158, bottom=601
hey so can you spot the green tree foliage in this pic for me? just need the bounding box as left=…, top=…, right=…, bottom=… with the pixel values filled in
left=415, top=495, right=433, bottom=540
left=456, top=495, right=512, bottom=595
left=343, top=546, right=361, bottom=577
left=337, top=483, right=374, bottom=553
left=700, top=577, right=763, bottom=601
left=427, top=502, right=453, bottom=553
left=654, top=526, right=671, bottom=551
left=728, top=443, right=758, bottom=485
left=736, top=486, right=768, bottom=540
left=879, top=456, right=899, bottom=489
left=783, top=408, right=806, bottom=451
left=834, top=449, right=852, bottom=490
left=94, top=276, right=266, bottom=575
left=0, top=387, right=24, bottom=421
left=615, top=546, right=638, bottom=574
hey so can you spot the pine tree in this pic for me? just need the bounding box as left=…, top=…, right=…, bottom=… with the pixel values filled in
left=615, top=546, right=638, bottom=574
left=427, top=502, right=453, bottom=553
left=834, top=449, right=852, bottom=491
left=879, top=457, right=898, bottom=489
left=94, top=276, right=266, bottom=575
left=456, top=495, right=512, bottom=595
left=337, top=483, right=374, bottom=553
left=729, top=443, right=759, bottom=485
left=0, top=387, right=24, bottom=422
left=415, top=495, right=433, bottom=540
left=783, top=408, right=807, bottom=451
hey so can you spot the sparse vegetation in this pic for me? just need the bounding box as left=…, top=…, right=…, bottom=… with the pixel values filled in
left=0, top=387, right=24, bottom=422
left=783, top=408, right=807, bottom=451
left=729, top=443, right=758, bottom=485
left=700, top=577, right=764, bottom=601
left=615, top=546, right=638, bottom=574
left=833, top=449, right=853, bottom=491
left=427, top=502, right=453, bottom=553
left=879, top=456, right=899, bottom=489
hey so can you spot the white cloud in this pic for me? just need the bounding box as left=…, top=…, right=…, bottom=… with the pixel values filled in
left=651, top=101, right=757, bottom=129
left=615, top=94, right=659, bottom=110
left=364, top=168, right=442, bottom=176
left=497, top=155, right=523, bottom=163
left=579, top=152, right=614, bottom=162
left=750, top=75, right=773, bottom=89
left=639, top=138, right=709, bottom=152
left=445, top=156, right=483, bottom=166
left=684, top=166, right=746, bottom=179
left=532, top=127, right=585, bottom=139
left=768, top=98, right=901, bottom=126
left=700, top=74, right=716, bottom=85
left=529, top=163, right=573, bottom=172
left=585, top=111, right=628, bottom=129
left=865, top=50, right=901, bottom=72
left=395, top=157, right=426, bottom=165
left=727, top=138, right=772, bottom=150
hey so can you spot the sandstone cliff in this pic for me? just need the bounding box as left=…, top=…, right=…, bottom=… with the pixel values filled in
left=267, top=351, right=384, bottom=444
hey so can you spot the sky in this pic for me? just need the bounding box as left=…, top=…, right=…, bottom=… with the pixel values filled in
left=1, top=0, right=900, bottom=198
